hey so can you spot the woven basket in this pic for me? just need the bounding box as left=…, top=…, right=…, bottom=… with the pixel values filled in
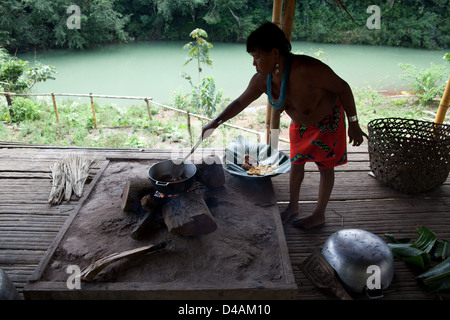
left=368, top=118, right=450, bottom=193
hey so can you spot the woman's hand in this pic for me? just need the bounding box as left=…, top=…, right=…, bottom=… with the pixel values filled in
left=201, top=119, right=220, bottom=140
left=348, top=122, right=368, bottom=146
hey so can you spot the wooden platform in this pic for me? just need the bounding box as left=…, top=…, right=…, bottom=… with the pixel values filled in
left=0, top=141, right=449, bottom=300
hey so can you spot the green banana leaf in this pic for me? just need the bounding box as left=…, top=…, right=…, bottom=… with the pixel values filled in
left=388, top=243, right=431, bottom=269
left=432, top=240, right=450, bottom=260
left=386, top=226, right=436, bottom=269
left=413, top=226, right=437, bottom=253
left=384, top=233, right=411, bottom=244
left=386, top=226, right=450, bottom=292
left=416, top=257, right=450, bottom=292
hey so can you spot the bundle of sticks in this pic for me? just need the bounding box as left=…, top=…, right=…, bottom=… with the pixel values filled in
left=48, top=154, right=93, bottom=205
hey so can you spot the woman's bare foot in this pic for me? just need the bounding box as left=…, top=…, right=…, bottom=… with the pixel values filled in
left=292, top=212, right=325, bottom=229
left=280, top=203, right=299, bottom=224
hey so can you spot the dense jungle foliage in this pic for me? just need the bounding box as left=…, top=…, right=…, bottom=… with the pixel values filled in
left=0, top=0, right=449, bottom=53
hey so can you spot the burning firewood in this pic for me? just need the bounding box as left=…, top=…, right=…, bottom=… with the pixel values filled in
left=121, top=177, right=155, bottom=212
left=162, top=191, right=217, bottom=237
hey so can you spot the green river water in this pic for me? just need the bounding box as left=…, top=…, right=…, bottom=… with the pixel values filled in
left=20, top=41, right=448, bottom=106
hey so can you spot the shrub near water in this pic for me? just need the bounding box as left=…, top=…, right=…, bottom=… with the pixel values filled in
left=399, top=62, right=449, bottom=104
left=2, top=98, right=41, bottom=123
left=0, top=97, right=195, bottom=148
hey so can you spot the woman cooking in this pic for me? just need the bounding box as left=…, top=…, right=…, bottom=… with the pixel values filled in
left=201, top=22, right=367, bottom=229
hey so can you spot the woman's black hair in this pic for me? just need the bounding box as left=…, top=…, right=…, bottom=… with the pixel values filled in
left=246, top=22, right=292, bottom=56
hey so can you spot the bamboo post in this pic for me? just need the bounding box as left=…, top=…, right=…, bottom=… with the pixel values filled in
left=269, top=0, right=296, bottom=150
left=51, top=93, right=60, bottom=123
left=145, top=97, right=152, bottom=121
left=272, top=0, right=283, bottom=27
left=281, top=0, right=296, bottom=41
left=435, top=74, right=450, bottom=124
left=266, top=0, right=284, bottom=145
left=89, top=92, right=97, bottom=128
left=187, top=111, right=193, bottom=146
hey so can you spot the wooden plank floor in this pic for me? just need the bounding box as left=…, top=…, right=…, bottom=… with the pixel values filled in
left=0, top=141, right=449, bottom=300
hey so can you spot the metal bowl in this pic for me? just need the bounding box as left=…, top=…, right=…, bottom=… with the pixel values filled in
left=321, top=229, right=394, bottom=298
left=224, top=136, right=291, bottom=179
left=148, top=160, right=197, bottom=195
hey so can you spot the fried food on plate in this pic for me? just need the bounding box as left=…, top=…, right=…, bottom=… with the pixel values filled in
left=242, top=154, right=258, bottom=170
left=246, top=164, right=278, bottom=176
left=240, top=154, right=278, bottom=176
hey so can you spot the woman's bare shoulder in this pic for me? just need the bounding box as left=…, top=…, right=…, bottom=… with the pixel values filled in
left=292, top=54, right=334, bottom=79
left=292, top=54, right=327, bottom=69
left=248, top=72, right=267, bottom=91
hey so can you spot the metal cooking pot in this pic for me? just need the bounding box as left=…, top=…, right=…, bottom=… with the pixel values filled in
left=148, top=159, right=197, bottom=195
left=321, top=229, right=394, bottom=299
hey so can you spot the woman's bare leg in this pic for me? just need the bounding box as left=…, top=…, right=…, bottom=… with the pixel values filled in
left=293, top=167, right=334, bottom=229
left=280, top=163, right=304, bottom=224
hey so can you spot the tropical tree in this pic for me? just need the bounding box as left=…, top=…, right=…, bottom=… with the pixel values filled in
left=0, top=0, right=132, bottom=51
left=178, top=28, right=223, bottom=118
left=182, top=28, right=213, bottom=83
left=0, top=47, right=56, bottom=121
left=0, top=47, right=56, bottom=93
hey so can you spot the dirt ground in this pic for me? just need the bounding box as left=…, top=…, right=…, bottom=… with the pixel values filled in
left=41, top=159, right=292, bottom=293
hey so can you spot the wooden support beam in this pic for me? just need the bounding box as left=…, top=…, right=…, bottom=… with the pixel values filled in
left=268, top=0, right=296, bottom=150
left=272, top=0, right=283, bottom=27
left=51, top=93, right=60, bottom=123
left=89, top=92, right=97, bottom=129
left=435, top=74, right=450, bottom=124
left=266, top=0, right=284, bottom=145
left=281, top=0, right=296, bottom=42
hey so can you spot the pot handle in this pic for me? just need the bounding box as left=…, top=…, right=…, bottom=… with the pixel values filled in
left=365, top=287, right=384, bottom=299
left=155, top=181, right=169, bottom=186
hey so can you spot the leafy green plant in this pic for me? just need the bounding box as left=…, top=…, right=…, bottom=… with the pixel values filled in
left=191, top=76, right=223, bottom=117
left=112, top=114, right=129, bottom=127
left=171, top=88, right=192, bottom=112
left=85, top=116, right=96, bottom=130
left=125, top=136, right=146, bottom=148
left=3, top=97, right=40, bottom=123
left=399, top=62, right=448, bottom=104
left=176, top=28, right=225, bottom=118
left=386, top=226, right=450, bottom=292
left=0, top=47, right=56, bottom=93
left=182, top=28, right=213, bottom=83
left=386, top=226, right=436, bottom=269
left=416, top=257, right=450, bottom=293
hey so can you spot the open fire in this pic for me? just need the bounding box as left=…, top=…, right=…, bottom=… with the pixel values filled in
left=153, top=181, right=207, bottom=199
left=122, top=156, right=224, bottom=240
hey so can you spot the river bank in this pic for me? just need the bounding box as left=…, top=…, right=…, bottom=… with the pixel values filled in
left=0, top=88, right=446, bottom=151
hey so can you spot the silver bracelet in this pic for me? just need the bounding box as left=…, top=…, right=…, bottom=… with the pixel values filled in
left=214, top=117, right=224, bottom=125
left=348, top=115, right=358, bottom=123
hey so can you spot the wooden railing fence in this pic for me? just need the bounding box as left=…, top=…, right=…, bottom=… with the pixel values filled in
left=0, top=91, right=290, bottom=145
